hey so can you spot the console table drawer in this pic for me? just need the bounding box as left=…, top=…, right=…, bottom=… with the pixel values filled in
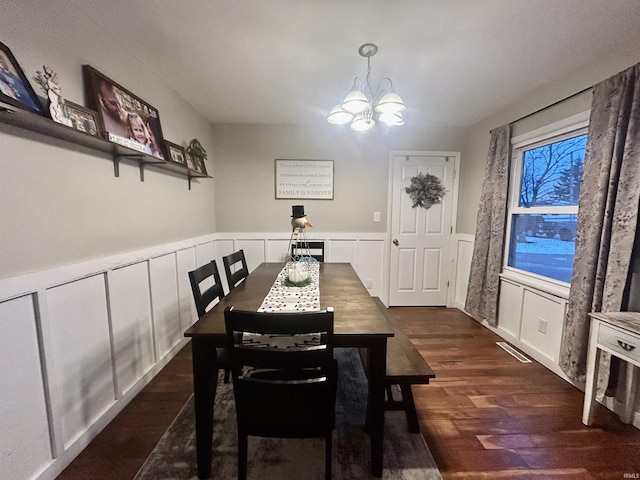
left=598, top=324, right=640, bottom=364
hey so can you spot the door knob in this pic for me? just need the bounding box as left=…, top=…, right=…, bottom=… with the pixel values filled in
left=392, top=239, right=399, bottom=246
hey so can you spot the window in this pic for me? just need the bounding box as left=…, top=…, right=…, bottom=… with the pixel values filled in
left=506, top=115, right=588, bottom=284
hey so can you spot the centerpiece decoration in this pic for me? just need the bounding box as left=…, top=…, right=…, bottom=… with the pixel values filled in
left=285, top=205, right=314, bottom=287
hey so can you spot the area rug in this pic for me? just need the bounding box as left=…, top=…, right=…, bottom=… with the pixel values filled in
left=134, top=348, right=442, bottom=480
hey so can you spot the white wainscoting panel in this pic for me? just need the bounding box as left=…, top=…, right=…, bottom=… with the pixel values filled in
left=195, top=242, right=214, bottom=267
left=0, top=294, right=52, bottom=480
left=149, top=253, right=181, bottom=362
left=521, top=289, right=566, bottom=363
left=108, top=262, right=154, bottom=397
left=329, top=239, right=357, bottom=265
left=235, top=239, right=266, bottom=273
left=46, top=274, right=115, bottom=449
left=267, top=239, right=291, bottom=262
left=176, top=247, right=198, bottom=329
left=497, top=279, right=523, bottom=339
left=357, top=240, right=385, bottom=298
left=450, top=234, right=474, bottom=310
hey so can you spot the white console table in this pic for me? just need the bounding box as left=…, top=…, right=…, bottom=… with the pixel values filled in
left=583, top=312, right=640, bottom=425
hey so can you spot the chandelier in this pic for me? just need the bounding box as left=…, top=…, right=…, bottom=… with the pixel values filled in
left=327, top=43, right=405, bottom=131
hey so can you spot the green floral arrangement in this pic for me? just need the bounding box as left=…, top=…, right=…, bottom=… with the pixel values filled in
left=186, top=138, right=208, bottom=161
left=284, top=276, right=313, bottom=287
left=404, top=172, right=446, bottom=209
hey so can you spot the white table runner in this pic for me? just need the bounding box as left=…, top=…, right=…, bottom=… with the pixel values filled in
left=258, top=262, right=320, bottom=312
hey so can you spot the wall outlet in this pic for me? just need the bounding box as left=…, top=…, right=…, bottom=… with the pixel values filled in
left=373, top=211, right=381, bottom=222
left=537, top=318, right=548, bottom=334
left=365, top=278, right=373, bottom=289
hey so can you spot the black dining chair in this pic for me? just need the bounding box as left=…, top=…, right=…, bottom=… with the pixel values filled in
left=291, top=240, right=325, bottom=262
left=224, top=306, right=337, bottom=480
left=188, top=260, right=231, bottom=383
left=222, top=249, right=249, bottom=291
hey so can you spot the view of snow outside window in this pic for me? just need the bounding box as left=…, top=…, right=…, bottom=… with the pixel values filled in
left=508, top=133, right=588, bottom=283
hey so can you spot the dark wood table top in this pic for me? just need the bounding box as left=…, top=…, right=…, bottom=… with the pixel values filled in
left=185, top=262, right=394, bottom=340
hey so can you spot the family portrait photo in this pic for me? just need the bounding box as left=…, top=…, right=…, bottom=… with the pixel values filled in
left=83, top=65, right=165, bottom=159
left=0, top=41, right=44, bottom=115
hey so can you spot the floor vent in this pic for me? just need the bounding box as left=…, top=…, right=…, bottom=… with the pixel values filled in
left=496, top=342, right=532, bottom=363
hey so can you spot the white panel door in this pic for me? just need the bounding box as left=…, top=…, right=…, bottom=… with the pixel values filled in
left=389, top=154, right=455, bottom=305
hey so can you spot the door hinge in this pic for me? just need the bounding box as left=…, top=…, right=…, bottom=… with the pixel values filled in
left=453, top=168, right=456, bottom=179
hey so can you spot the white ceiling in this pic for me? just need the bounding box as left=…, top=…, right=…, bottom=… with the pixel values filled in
left=76, top=0, right=640, bottom=128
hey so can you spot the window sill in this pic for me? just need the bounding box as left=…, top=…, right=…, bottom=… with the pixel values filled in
left=500, top=268, right=570, bottom=300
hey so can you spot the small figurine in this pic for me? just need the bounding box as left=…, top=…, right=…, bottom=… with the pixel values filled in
left=291, top=205, right=313, bottom=230
left=40, top=66, right=72, bottom=126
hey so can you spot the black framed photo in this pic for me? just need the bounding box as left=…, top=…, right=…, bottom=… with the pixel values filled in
left=83, top=64, right=165, bottom=159
left=196, top=156, right=207, bottom=175
left=0, top=41, right=45, bottom=115
left=164, top=140, right=186, bottom=166
left=185, top=153, right=197, bottom=172
left=186, top=153, right=207, bottom=175
left=64, top=100, right=103, bottom=137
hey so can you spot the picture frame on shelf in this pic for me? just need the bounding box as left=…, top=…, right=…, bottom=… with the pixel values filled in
left=64, top=100, right=103, bottom=137
left=185, top=152, right=207, bottom=174
left=0, top=41, right=45, bottom=116
left=83, top=64, right=165, bottom=159
left=195, top=156, right=207, bottom=175
left=164, top=140, right=187, bottom=166
left=185, top=152, right=197, bottom=171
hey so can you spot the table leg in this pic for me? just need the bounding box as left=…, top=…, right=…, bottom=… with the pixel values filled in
left=582, top=320, right=601, bottom=426
left=367, top=338, right=388, bottom=477
left=191, top=337, right=219, bottom=479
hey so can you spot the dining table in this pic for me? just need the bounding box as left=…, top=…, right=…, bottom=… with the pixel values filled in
left=184, top=262, right=394, bottom=479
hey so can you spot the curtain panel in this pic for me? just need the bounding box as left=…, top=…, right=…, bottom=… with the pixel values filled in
left=465, top=124, right=511, bottom=326
left=560, top=62, right=640, bottom=383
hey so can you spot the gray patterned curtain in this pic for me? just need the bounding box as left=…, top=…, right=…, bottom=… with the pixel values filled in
left=465, top=124, right=511, bottom=326
left=560, top=62, right=640, bottom=383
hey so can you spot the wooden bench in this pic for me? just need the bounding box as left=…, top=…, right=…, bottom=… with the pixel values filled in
left=358, top=298, right=436, bottom=433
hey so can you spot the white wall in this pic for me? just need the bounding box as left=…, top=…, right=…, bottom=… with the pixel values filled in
left=1, top=0, right=216, bottom=280
left=211, top=123, right=465, bottom=233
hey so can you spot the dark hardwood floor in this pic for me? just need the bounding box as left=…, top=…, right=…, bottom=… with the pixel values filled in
left=57, top=307, right=640, bottom=480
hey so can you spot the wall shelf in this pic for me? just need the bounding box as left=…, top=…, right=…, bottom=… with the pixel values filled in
left=0, top=103, right=210, bottom=189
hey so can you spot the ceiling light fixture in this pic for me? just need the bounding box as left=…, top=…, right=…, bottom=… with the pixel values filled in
left=327, top=43, right=405, bottom=131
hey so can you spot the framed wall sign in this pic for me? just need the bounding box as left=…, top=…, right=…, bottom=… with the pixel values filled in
left=275, top=159, right=334, bottom=200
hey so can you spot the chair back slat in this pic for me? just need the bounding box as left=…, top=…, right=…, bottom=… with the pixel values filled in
left=291, top=241, right=325, bottom=262
left=223, top=249, right=249, bottom=291
left=188, top=260, right=225, bottom=317
left=224, top=307, right=335, bottom=381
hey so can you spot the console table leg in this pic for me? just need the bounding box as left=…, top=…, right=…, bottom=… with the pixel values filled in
left=621, top=362, right=638, bottom=424
left=582, top=319, right=601, bottom=426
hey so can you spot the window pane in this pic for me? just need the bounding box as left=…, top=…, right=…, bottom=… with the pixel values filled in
left=519, top=134, right=587, bottom=207
left=508, top=214, right=577, bottom=283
